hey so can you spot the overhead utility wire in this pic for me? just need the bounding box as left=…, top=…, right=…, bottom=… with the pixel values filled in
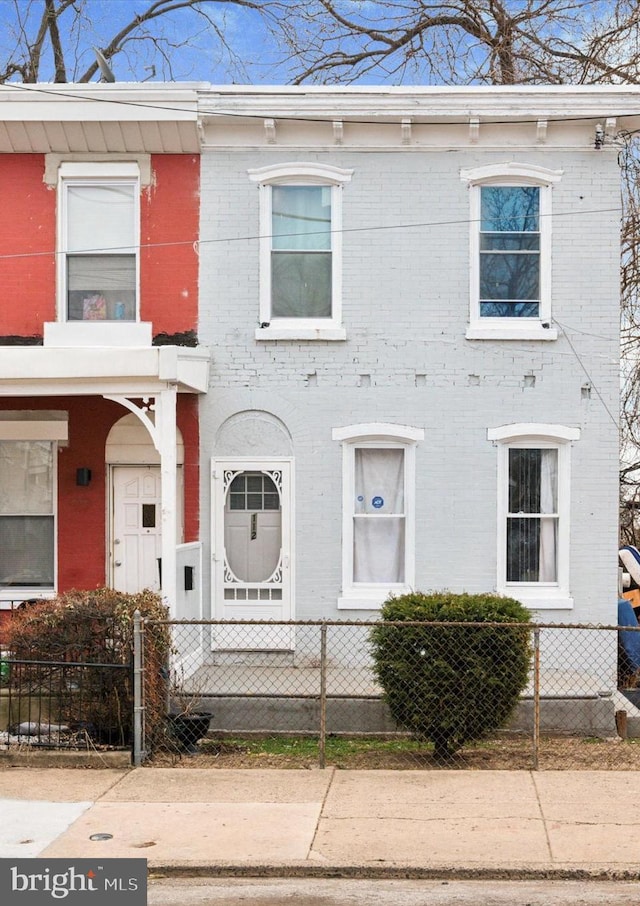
left=0, top=204, right=621, bottom=262
left=554, top=319, right=620, bottom=429
left=3, top=80, right=639, bottom=130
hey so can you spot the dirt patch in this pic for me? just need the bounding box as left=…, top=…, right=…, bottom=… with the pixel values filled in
left=147, top=735, right=640, bottom=771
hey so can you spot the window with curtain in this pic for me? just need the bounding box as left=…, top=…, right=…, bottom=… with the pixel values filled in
left=506, top=447, right=558, bottom=583
left=271, top=185, right=332, bottom=318
left=352, top=448, right=405, bottom=584
left=65, top=182, right=137, bottom=321
left=489, top=423, right=577, bottom=607
left=480, top=185, right=540, bottom=318
left=0, top=441, right=55, bottom=588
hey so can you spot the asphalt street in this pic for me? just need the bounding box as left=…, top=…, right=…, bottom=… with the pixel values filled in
left=147, top=878, right=640, bottom=906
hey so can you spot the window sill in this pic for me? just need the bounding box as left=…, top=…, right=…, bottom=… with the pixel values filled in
left=338, top=596, right=385, bottom=611
left=255, top=326, right=346, bottom=342
left=0, top=591, right=55, bottom=608
left=502, top=591, right=574, bottom=611
left=466, top=324, right=558, bottom=341
left=44, top=322, right=152, bottom=348
left=338, top=586, right=410, bottom=610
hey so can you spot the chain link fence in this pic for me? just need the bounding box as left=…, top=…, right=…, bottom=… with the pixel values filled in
left=139, top=619, right=640, bottom=770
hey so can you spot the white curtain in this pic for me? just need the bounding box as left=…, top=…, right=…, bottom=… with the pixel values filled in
left=67, top=184, right=135, bottom=254
left=0, top=441, right=53, bottom=514
left=0, top=441, right=54, bottom=586
left=538, top=449, right=558, bottom=582
left=353, top=449, right=405, bottom=583
left=271, top=186, right=331, bottom=251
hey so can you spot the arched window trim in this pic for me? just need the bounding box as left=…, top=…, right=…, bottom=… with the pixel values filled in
left=488, top=423, right=580, bottom=444
left=248, top=162, right=354, bottom=186
left=460, top=162, right=563, bottom=186
left=332, top=423, right=424, bottom=444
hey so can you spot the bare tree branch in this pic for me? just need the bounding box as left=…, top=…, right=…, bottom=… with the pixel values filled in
left=276, top=1, right=640, bottom=86
left=0, top=0, right=285, bottom=84
left=45, top=0, right=68, bottom=82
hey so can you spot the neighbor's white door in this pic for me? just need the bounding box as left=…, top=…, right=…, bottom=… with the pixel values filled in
left=111, top=466, right=162, bottom=593
left=212, top=460, right=293, bottom=650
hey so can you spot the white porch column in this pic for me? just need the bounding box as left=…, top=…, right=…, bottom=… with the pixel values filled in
left=155, top=385, right=178, bottom=617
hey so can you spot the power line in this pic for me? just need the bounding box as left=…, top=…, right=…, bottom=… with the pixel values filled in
left=0, top=204, right=622, bottom=262
left=554, top=320, right=620, bottom=429
left=3, top=80, right=639, bottom=130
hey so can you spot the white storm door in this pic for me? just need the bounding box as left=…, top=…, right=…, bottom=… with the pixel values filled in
left=212, top=460, right=293, bottom=650
left=111, top=466, right=162, bottom=593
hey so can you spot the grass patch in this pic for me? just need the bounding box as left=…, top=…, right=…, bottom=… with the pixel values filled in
left=198, top=734, right=430, bottom=760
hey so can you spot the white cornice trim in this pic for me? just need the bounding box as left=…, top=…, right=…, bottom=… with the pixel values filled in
left=199, top=84, right=640, bottom=123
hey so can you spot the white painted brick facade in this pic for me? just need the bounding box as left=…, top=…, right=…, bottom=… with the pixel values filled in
left=198, top=124, right=621, bottom=626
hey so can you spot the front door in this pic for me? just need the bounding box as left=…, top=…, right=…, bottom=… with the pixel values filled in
left=111, top=465, right=162, bottom=593
left=212, top=459, right=293, bottom=649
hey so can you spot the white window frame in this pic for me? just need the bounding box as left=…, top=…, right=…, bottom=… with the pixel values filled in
left=248, top=163, right=353, bottom=341
left=461, top=163, right=562, bottom=341
left=0, top=419, right=65, bottom=602
left=57, top=161, right=140, bottom=325
left=333, top=423, right=424, bottom=610
left=488, top=423, right=580, bottom=610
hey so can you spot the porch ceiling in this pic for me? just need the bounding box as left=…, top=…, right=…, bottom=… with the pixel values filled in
left=0, top=345, right=210, bottom=396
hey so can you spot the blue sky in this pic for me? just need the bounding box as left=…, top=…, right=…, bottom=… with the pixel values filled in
left=0, top=0, right=289, bottom=84
left=0, top=1, right=626, bottom=87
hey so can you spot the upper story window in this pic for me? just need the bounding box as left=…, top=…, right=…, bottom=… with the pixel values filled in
left=461, top=163, right=562, bottom=341
left=248, top=163, right=353, bottom=341
left=332, top=423, right=424, bottom=610
left=488, top=423, right=580, bottom=610
left=58, top=162, right=139, bottom=323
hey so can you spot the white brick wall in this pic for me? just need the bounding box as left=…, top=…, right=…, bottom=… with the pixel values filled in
left=198, top=144, right=621, bottom=625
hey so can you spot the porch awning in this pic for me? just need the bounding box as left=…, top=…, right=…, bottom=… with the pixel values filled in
left=0, top=345, right=210, bottom=396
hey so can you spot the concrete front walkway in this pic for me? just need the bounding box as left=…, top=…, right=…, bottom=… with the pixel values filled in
left=0, top=767, right=638, bottom=877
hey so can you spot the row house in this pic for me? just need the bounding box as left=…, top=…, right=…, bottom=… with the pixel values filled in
left=0, top=83, right=209, bottom=623
left=1, top=85, right=639, bottom=676
left=198, top=86, right=639, bottom=656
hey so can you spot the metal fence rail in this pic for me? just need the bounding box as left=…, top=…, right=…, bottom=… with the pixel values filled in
left=139, top=618, right=640, bottom=770
left=1, top=657, right=133, bottom=750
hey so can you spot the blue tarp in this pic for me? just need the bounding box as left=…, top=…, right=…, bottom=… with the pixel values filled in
left=619, top=599, right=640, bottom=671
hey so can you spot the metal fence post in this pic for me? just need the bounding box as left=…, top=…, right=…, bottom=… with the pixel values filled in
left=319, top=623, right=327, bottom=769
left=532, top=627, right=540, bottom=771
left=133, top=609, right=144, bottom=766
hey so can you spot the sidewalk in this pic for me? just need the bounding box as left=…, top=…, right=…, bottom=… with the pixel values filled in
left=1, top=767, right=639, bottom=879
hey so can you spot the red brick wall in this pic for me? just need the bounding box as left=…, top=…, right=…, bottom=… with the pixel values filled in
left=0, top=155, right=55, bottom=334
left=0, top=153, right=200, bottom=337
left=140, top=155, right=200, bottom=334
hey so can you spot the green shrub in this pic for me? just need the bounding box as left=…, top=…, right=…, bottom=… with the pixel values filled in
left=370, top=591, right=532, bottom=759
left=6, top=588, right=170, bottom=749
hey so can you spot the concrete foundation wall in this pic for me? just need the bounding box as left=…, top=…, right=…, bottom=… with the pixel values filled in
left=202, top=695, right=618, bottom=738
